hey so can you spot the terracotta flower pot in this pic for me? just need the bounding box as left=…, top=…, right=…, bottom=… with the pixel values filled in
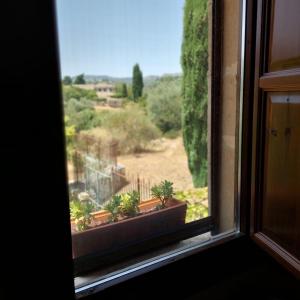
left=71, top=198, right=187, bottom=259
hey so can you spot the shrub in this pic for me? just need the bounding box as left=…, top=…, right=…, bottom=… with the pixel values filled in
left=146, top=76, right=182, bottom=133
left=95, top=98, right=106, bottom=104
left=64, top=115, right=76, bottom=159
left=163, top=129, right=181, bottom=139
left=63, top=91, right=97, bottom=132
left=89, top=110, right=110, bottom=128
left=65, top=98, right=94, bottom=114
left=175, top=187, right=208, bottom=222
left=72, top=109, right=96, bottom=131
left=151, top=180, right=175, bottom=209
left=63, top=86, right=98, bottom=102
left=86, top=104, right=161, bottom=154
left=63, top=75, right=72, bottom=85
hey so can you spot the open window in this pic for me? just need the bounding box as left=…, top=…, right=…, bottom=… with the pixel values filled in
left=55, top=0, right=245, bottom=295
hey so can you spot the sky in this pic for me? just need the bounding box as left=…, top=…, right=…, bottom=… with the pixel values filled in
left=56, top=0, right=185, bottom=78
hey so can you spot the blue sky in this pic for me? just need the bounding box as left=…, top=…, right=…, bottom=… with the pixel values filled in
left=56, top=0, right=185, bottom=77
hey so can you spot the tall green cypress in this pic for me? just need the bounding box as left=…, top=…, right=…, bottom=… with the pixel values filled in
left=181, top=0, right=208, bottom=187
left=132, top=64, right=144, bottom=101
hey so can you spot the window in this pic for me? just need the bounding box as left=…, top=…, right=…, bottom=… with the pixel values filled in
left=55, top=0, right=245, bottom=295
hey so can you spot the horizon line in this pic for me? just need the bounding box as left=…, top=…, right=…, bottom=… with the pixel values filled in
left=62, top=72, right=183, bottom=79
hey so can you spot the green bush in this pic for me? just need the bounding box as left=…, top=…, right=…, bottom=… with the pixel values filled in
left=64, top=115, right=76, bottom=159
left=89, top=110, right=110, bottom=128
left=63, top=86, right=98, bottom=102
left=86, top=103, right=160, bottom=154
left=185, top=203, right=208, bottom=223
left=110, top=94, right=124, bottom=99
left=163, top=129, right=181, bottom=139
left=65, top=98, right=94, bottom=114
left=95, top=97, right=106, bottom=103
left=72, top=109, right=96, bottom=131
left=62, top=86, right=99, bottom=132
left=63, top=75, right=72, bottom=85
left=146, top=76, right=182, bottom=133
left=175, top=187, right=208, bottom=223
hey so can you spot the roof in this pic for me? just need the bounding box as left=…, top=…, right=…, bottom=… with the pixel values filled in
left=73, top=83, right=114, bottom=90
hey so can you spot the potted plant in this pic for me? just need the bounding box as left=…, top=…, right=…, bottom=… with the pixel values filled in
left=71, top=181, right=187, bottom=259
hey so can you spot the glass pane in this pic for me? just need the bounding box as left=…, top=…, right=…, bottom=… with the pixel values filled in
left=269, top=0, right=300, bottom=72
left=55, top=0, right=242, bottom=290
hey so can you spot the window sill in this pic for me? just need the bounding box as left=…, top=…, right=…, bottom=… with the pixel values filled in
left=75, top=230, right=243, bottom=299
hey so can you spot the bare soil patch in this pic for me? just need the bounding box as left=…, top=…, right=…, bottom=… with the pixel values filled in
left=118, top=137, right=194, bottom=191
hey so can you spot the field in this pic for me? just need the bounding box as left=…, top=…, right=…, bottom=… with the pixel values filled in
left=118, top=136, right=194, bottom=191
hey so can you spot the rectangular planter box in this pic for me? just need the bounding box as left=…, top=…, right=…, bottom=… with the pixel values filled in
left=71, top=198, right=187, bottom=259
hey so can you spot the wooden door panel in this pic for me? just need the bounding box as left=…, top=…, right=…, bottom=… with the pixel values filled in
left=262, top=93, right=300, bottom=259
left=269, top=0, right=300, bottom=72
left=251, top=0, right=300, bottom=276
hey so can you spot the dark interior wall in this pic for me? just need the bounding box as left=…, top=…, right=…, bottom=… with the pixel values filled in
left=1, top=1, right=74, bottom=299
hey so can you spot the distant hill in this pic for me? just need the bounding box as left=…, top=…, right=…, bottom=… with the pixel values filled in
left=74, top=74, right=182, bottom=86
left=81, top=75, right=132, bottom=84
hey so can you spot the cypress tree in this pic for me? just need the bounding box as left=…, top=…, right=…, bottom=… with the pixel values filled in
left=132, top=64, right=144, bottom=101
left=181, top=0, right=208, bottom=187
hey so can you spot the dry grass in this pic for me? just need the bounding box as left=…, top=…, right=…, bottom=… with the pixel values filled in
left=68, top=136, right=194, bottom=191
left=94, top=105, right=122, bottom=112
left=118, top=137, right=194, bottom=191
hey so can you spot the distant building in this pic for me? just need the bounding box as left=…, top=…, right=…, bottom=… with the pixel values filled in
left=94, top=83, right=114, bottom=93
left=73, top=83, right=115, bottom=99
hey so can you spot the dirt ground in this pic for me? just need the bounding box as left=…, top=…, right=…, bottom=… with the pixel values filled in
left=118, top=137, right=194, bottom=191
left=94, top=105, right=121, bottom=112
left=68, top=137, right=194, bottom=191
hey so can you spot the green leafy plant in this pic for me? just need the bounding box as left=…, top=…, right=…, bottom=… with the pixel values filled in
left=119, top=191, right=140, bottom=218
left=151, top=180, right=175, bottom=209
left=146, top=75, right=182, bottom=134
left=175, top=187, right=208, bottom=223
left=104, top=195, right=122, bottom=222
left=70, top=200, right=94, bottom=231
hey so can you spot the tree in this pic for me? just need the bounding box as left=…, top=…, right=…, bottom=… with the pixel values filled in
left=147, top=76, right=182, bottom=133
left=63, top=75, right=72, bottom=85
left=121, top=83, right=128, bottom=98
left=181, top=0, right=208, bottom=187
left=74, top=74, right=86, bottom=84
left=132, top=64, right=144, bottom=101
left=114, top=82, right=128, bottom=98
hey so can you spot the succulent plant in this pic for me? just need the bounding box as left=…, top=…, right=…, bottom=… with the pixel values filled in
left=151, top=180, right=175, bottom=209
